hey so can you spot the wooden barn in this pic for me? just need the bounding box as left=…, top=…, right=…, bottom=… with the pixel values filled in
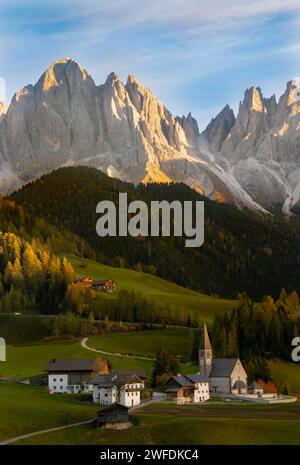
left=92, top=279, right=117, bottom=293
left=96, top=403, right=131, bottom=429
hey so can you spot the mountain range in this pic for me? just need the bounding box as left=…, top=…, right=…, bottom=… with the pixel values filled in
left=1, top=58, right=300, bottom=214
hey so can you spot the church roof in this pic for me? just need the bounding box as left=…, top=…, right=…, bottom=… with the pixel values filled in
left=200, top=324, right=212, bottom=352
left=186, top=374, right=209, bottom=383
left=210, top=358, right=239, bottom=377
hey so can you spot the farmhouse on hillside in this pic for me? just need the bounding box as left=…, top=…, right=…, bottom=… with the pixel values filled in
left=74, top=276, right=117, bottom=293
left=164, top=374, right=210, bottom=404
left=45, top=358, right=109, bottom=394
left=199, top=324, right=258, bottom=395
left=92, top=371, right=145, bottom=407
left=0, top=337, right=6, bottom=362
left=92, top=279, right=117, bottom=293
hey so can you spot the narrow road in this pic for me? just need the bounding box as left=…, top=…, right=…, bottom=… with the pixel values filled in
left=0, top=419, right=95, bottom=446
left=81, top=337, right=155, bottom=361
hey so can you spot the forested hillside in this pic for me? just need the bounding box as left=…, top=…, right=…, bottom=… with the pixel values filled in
left=0, top=197, right=94, bottom=314
left=10, top=166, right=300, bottom=299
left=212, top=291, right=300, bottom=384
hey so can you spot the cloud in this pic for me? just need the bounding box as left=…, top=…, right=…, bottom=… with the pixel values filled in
left=0, top=0, right=300, bottom=127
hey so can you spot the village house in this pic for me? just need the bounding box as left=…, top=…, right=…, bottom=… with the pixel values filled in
left=74, top=276, right=117, bottom=293
left=0, top=337, right=6, bottom=362
left=92, top=371, right=145, bottom=407
left=164, top=374, right=210, bottom=404
left=91, top=279, right=117, bottom=293
left=96, top=403, right=131, bottom=429
left=45, top=358, right=109, bottom=394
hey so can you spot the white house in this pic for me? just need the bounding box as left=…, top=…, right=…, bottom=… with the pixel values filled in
left=186, top=374, right=210, bottom=402
left=164, top=374, right=210, bottom=404
left=45, top=358, right=109, bottom=394
left=92, top=371, right=145, bottom=407
left=0, top=337, right=6, bottom=362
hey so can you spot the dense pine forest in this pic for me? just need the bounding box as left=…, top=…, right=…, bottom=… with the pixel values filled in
left=10, top=166, right=300, bottom=300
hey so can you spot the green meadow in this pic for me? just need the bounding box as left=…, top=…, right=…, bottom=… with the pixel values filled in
left=88, top=328, right=194, bottom=362
left=0, top=315, right=198, bottom=380
left=0, top=338, right=155, bottom=380
left=69, top=256, right=237, bottom=325
left=11, top=400, right=300, bottom=445
left=0, top=383, right=98, bottom=442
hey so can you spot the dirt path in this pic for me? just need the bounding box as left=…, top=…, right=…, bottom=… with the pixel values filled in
left=81, top=337, right=155, bottom=361
left=0, top=419, right=94, bottom=445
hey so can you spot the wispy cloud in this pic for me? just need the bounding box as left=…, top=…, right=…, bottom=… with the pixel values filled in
left=0, top=0, right=300, bottom=126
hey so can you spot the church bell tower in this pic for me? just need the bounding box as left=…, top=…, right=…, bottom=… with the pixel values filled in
left=199, top=324, right=212, bottom=377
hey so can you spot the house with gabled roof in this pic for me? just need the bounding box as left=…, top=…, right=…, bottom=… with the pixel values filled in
left=45, top=358, right=109, bottom=394
left=92, top=371, right=145, bottom=407
left=164, top=374, right=210, bottom=404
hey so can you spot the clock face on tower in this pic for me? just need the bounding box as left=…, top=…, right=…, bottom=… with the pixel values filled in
left=206, top=358, right=211, bottom=365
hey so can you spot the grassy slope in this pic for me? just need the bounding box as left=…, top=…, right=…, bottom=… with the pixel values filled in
left=88, top=329, right=193, bottom=362
left=69, top=256, right=237, bottom=325
left=0, top=339, right=154, bottom=380
left=0, top=383, right=98, bottom=441
left=14, top=401, right=300, bottom=445
left=0, top=314, right=54, bottom=344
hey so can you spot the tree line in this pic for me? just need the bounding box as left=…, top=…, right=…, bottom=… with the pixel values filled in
left=211, top=290, right=300, bottom=381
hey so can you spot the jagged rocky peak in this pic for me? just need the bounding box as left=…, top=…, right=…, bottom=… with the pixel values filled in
left=176, top=113, right=199, bottom=145
left=200, top=104, right=235, bottom=152
left=125, top=73, right=188, bottom=150
left=264, top=94, right=277, bottom=120
left=125, top=73, right=166, bottom=119
left=2, top=58, right=300, bottom=214
left=35, top=58, right=93, bottom=95
left=242, top=86, right=266, bottom=113
left=101, top=71, right=129, bottom=104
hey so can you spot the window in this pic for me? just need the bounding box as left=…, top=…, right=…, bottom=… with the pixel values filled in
left=53, top=386, right=57, bottom=390
left=105, top=393, right=108, bottom=397
left=60, top=386, right=63, bottom=390
left=53, top=378, right=56, bottom=382
left=60, top=378, right=63, bottom=382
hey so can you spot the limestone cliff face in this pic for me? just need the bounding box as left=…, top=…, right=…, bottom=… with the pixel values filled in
left=0, top=103, right=8, bottom=121
left=0, top=59, right=196, bottom=187
left=200, top=105, right=235, bottom=153
left=176, top=113, right=200, bottom=145
left=1, top=58, right=300, bottom=213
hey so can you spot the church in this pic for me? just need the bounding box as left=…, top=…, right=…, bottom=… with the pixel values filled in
left=199, top=325, right=248, bottom=395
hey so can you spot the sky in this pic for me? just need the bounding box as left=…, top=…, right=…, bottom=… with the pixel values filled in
left=0, top=0, right=300, bottom=129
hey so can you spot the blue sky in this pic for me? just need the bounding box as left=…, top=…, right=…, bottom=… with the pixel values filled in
left=1, top=0, right=300, bottom=128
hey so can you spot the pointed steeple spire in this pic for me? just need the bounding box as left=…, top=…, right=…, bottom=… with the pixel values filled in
left=199, top=324, right=213, bottom=377
left=200, top=324, right=212, bottom=352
